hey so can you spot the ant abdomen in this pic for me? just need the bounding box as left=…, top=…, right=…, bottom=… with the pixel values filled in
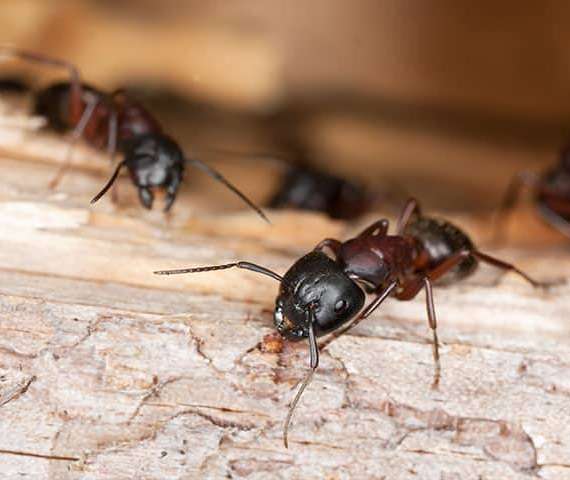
left=33, top=83, right=75, bottom=132
left=34, top=82, right=110, bottom=148
left=406, top=216, right=477, bottom=281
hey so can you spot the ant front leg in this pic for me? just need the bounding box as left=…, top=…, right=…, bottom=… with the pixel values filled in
left=396, top=276, right=441, bottom=388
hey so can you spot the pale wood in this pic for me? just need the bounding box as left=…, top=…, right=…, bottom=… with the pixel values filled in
left=0, top=102, right=569, bottom=480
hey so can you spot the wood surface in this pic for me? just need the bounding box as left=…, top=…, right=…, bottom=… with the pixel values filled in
left=0, top=99, right=569, bottom=480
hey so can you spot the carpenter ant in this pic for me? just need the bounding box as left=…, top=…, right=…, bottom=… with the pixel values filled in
left=268, top=165, right=373, bottom=220
left=495, top=144, right=570, bottom=239
left=0, top=48, right=268, bottom=220
left=154, top=198, right=548, bottom=448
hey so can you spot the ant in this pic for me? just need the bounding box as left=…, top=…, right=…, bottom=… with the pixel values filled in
left=0, top=48, right=268, bottom=220
left=154, top=198, right=548, bottom=448
left=202, top=148, right=373, bottom=221
left=268, top=165, right=372, bottom=220
left=495, top=143, right=570, bottom=239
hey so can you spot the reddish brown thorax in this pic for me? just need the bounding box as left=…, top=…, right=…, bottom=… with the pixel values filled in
left=337, top=235, right=417, bottom=288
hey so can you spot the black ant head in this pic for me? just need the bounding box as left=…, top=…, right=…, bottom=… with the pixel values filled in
left=274, top=251, right=365, bottom=340
left=124, top=133, right=184, bottom=211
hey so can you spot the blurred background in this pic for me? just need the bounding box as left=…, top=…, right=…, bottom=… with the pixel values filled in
left=1, top=0, right=570, bottom=211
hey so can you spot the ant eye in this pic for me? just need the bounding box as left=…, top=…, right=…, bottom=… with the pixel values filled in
left=334, top=299, right=347, bottom=313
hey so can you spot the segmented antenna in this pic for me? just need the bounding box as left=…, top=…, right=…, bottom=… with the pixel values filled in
left=187, top=157, right=270, bottom=224
left=154, top=261, right=283, bottom=282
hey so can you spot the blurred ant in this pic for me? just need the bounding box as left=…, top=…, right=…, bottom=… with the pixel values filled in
left=268, top=165, right=373, bottom=220
left=0, top=48, right=268, bottom=220
left=495, top=144, right=570, bottom=239
left=154, top=198, right=548, bottom=448
left=202, top=147, right=374, bottom=220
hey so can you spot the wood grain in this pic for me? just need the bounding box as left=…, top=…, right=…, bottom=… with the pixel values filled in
left=0, top=100, right=569, bottom=479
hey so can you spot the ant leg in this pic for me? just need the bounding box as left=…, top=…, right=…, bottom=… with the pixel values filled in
left=423, top=277, right=440, bottom=388
left=283, top=310, right=319, bottom=448
left=471, top=250, right=549, bottom=288
left=48, top=97, right=98, bottom=189
left=0, top=48, right=84, bottom=123
left=398, top=252, right=471, bottom=302
left=314, top=238, right=342, bottom=258
left=357, top=219, right=389, bottom=238
left=395, top=251, right=474, bottom=387
left=492, top=171, right=539, bottom=243
left=396, top=275, right=443, bottom=387
left=0, top=49, right=90, bottom=190
left=319, top=280, right=398, bottom=349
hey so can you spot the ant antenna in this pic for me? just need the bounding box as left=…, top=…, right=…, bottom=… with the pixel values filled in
left=283, top=309, right=319, bottom=448
left=187, top=157, right=271, bottom=224
left=90, top=160, right=127, bottom=204
left=154, top=261, right=283, bottom=282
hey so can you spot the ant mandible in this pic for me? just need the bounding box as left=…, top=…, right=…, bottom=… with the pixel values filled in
left=0, top=48, right=268, bottom=220
left=495, top=143, right=570, bottom=239
left=154, top=198, right=548, bottom=448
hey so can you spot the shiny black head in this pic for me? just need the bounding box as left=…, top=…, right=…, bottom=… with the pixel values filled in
left=273, top=250, right=365, bottom=341
left=123, top=133, right=185, bottom=211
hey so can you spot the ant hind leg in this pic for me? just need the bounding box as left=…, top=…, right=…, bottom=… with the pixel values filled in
left=472, top=250, right=552, bottom=288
